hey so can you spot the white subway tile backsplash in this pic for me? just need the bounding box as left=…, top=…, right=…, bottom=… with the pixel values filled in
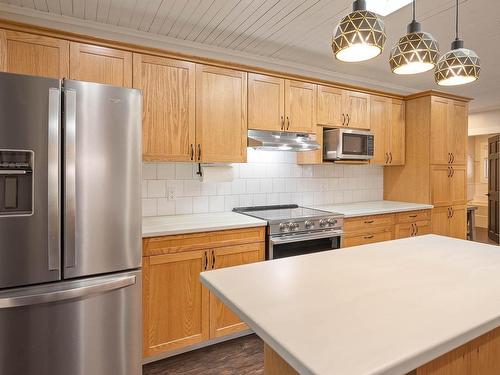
left=142, top=153, right=384, bottom=217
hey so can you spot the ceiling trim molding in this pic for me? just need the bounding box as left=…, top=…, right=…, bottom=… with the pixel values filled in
left=0, top=3, right=418, bottom=95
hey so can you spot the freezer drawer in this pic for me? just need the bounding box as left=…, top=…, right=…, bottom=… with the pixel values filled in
left=0, top=270, right=141, bottom=375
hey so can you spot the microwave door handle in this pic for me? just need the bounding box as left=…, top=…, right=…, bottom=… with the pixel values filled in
left=270, top=231, right=343, bottom=245
left=64, top=88, right=77, bottom=269
left=47, top=88, right=61, bottom=272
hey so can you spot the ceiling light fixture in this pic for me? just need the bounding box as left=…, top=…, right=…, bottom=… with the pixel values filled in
left=434, top=0, right=480, bottom=86
left=332, top=0, right=386, bottom=63
left=389, top=0, right=439, bottom=75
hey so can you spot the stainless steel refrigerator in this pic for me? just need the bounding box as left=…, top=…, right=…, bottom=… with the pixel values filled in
left=0, top=72, right=142, bottom=375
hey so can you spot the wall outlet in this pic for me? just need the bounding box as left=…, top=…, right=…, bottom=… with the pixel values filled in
left=167, top=189, right=176, bottom=201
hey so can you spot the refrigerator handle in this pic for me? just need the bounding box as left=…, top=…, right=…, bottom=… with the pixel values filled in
left=64, top=89, right=77, bottom=269
left=48, top=88, right=61, bottom=271
left=0, top=274, right=136, bottom=309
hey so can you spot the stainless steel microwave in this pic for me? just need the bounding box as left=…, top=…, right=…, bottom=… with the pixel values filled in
left=323, top=128, right=374, bottom=160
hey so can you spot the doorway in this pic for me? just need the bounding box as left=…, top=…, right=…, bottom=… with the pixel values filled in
left=488, top=135, right=499, bottom=243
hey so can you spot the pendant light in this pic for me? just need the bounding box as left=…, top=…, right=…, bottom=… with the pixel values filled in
left=389, top=0, right=439, bottom=75
left=332, top=0, right=386, bottom=62
left=434, top=0, right=480, bottom=86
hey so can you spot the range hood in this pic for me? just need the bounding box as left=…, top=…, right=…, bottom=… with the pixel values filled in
left=247, top=130, right=320, bottom=152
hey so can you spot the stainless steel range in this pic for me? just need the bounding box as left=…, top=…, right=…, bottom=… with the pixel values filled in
left=233, top=205, right=343, bottom=259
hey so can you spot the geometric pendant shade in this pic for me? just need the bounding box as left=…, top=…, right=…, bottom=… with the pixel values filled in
left=389, top=1, right=439, bottom=75
left=332, top=0, right=386, bottom=62
left=434, top=0, right=480, bottom=86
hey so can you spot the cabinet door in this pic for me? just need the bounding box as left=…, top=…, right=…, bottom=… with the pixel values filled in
left=449, top=165, right=467, bottom=205
left=430, top=97, right=450, bottom=164
left=449, top=205, right=467, bottom=239
left=0, top=29, right=69, bottom=78
left=248, top=73, right=284, bottom=131
left=297, top=125, right=323, bottom=165
left=389, top=99, right=405, bottom=165
left=430, top=165, right=451, bottom=207
left=69, top=42, right=132, bottom=87
left=284, top=79, right=316, bottom=133
left=395, top=222, right=415, bottom=239
left=209, top=242, right=264, bottom=338
left=134, top=54, right=195, bottom=161
left=448, top=101, right=468, bottom=165
left=196, top=65, right=247, bottom=163
left=143, top=251, right=209, bottom=357
left=431, top=207, right=450, bottom=236
left=343, top=90, right=370, bottom=129
left=415, top=220, right=432, bottom=236
left=369, top=95, right=390, bottom=165
left=317, top=85, right=344, bottom=127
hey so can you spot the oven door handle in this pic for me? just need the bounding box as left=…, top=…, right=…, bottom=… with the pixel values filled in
left=270, top=230, right=343, bottom=245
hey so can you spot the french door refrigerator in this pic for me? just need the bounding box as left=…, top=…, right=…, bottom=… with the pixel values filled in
left=0, top=72, right=142, bottom=375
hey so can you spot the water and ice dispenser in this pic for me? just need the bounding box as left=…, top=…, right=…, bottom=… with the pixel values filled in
left=0, top=150, right=34, bottom=215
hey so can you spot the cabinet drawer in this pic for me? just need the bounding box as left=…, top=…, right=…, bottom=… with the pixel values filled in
left=143, top=227, right=265, bottom=256
left=396, top=210, right=431, bottom=223
left=342, top=229, right=393, bottom=248
left=395, top=220, right=431, bottom=239
left=344, top=214, right=395, bottom=233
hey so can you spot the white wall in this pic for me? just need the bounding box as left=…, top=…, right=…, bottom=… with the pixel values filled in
left=469, top=109, right=500, bottom=136
left=141, top=149, right=383, bottom=217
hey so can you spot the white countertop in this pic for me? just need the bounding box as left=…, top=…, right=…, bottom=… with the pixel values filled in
left=142, top=212, right=267, bottom=237
left=312, top=200, right=434, bottom=218
left=201, top=235, right=500, bottom=375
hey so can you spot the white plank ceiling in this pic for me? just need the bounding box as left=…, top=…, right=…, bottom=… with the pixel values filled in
left=0, top=0, right=498, bottom=112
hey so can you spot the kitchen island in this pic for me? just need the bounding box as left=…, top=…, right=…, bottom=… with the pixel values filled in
left=200, top=235, right=500, bottom=374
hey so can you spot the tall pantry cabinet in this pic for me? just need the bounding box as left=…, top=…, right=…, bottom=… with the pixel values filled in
left=384, top=92, right=469, bottom=239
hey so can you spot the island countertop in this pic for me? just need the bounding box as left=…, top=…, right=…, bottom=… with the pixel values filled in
left=200, top=235, right=500, bottom=375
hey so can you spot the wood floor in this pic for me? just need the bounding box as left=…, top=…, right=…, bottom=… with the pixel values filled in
left=143, top=334, right=264, bottom=375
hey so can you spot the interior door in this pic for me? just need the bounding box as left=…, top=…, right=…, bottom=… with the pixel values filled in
left=0, top=72, right=61, bottom=288
left=488, top=135, right=499, bottom=243
left=63, top=80, right=142, bottom=279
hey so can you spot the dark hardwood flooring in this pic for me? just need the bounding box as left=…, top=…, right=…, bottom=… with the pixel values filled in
left=475, top=227, right=498, bottom=245
left=143, top=334, right=264, bottom=375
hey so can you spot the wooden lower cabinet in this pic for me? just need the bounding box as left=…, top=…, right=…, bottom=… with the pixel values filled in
left=142, top=251, right=209, bottom=357
left=209, top=242, right=264, bottom=338
left=142, top=227, right=265, bottom=358
left=395, top=220, right=432, bottom=239
left=343, top=228, right=392, bottom=247
left=431, top=205, right=466, bottom=239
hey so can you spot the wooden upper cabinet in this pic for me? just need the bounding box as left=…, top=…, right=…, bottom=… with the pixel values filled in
left=448, top=101, right=468, bottom=165
left=142, top=251, right=209, bottom=357
left=70, top=42, right=132, bottom=87
left=284, top=79, right=316, bottom=133
left=343, top=90, right=370, bottom=129
left=390, top=99, right=405, bottom=165
left=430, top=97, right=467, bottom=166
left=209, top=242, right=264, bottom=338
left=370, top=95, right=390, bottom=165
left=133, top=54, right=195, bottom=162
left=369, top=96, right=405, bottom=166
left=248, top=73, right=284, bottom=131
left=317, top=85, right=344, bottom=127
left=430, top=97, right=450, bottom=164
left=196, top=64, right=247, bottom=163
left=0, top=29, right=69, bottom=78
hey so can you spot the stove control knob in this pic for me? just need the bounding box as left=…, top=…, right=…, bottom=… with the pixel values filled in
left=327, top=217, right=337, bottom=226
left=279, top=222, right=290, bottom=232
left=305, top=220, right=314, bottom=229
left=319, top=219, right=327, bottom=227
left=289, top=222, right=299, bottom=231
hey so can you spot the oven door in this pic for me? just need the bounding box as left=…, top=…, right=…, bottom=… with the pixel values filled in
left=269, top=231, right=342, bottom=260
left=340, top=131, right=374, bottom=160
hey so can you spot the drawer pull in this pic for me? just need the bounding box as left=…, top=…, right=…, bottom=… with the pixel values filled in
left=409, top=214, right=417, bottom=218
left=363, top=235, right=374, bottom=239
left=364, top=220, right=374, bottom=224
left=204, top=251, right=208, bottom=270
